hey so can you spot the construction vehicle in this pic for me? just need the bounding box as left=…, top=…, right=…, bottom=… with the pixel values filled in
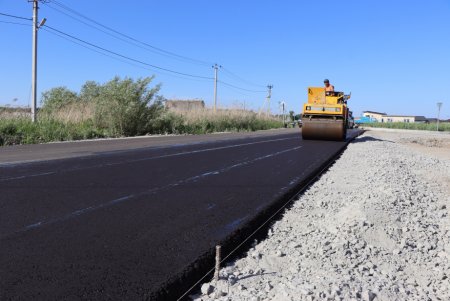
left=301, top=87, right=351, bottom=141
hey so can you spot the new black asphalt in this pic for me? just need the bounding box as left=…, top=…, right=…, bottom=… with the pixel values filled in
left=0, top=129, right=360, bottom=300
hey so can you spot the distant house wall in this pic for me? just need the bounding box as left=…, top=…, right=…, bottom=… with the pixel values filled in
left=165, top=100, right=205, bottom=111
left=362, top=111, right=430, bottom=123
left=383, top=116, right=415, bottom=123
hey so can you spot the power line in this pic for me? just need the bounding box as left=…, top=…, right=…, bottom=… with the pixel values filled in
left=1, top=4, right=270, bottom=105
left=42, top=2, right=270, bottom=96
left=0, top=12, right=32, bottom=21
left=0, top=20, right=31, bottom=26
left=221, top=66, right=266, bottom=88
left=42, top=27, right=213, bottom=83
left=43, top=3, right=207, bottom=67
left=43, top=24, right=214, bottom=80
left=45, top=0, right=213, bottom=67
left=218, top=80, right=266, bottom=93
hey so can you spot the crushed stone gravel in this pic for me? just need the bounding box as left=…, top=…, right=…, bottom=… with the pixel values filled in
left=191, top=130, right=450, bottom=301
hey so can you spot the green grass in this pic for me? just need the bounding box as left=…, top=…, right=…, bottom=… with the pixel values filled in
left=0, top=113, right=284, bottom=146
left=361, top=122, right=450, bottom=132
left=0, top=118, right=107, bottom=146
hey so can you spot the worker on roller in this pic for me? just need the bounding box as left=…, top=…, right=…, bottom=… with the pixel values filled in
left=324, top=79, right=334, bottom=92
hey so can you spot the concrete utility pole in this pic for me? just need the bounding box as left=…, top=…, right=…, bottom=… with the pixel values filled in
left=213, top=64, right=221, bottom=112
left=437, top=102, right=443, bottom=131
left=266, top=84, right=273, bottom=116
left=30, top=0, right=46, bottom=122
left=31, top=0, right=38, bottom=122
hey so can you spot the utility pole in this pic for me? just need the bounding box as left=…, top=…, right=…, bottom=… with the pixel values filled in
left=30, top=0, right=46, bottom=122
left=437, top=102, right=443, bottom=131
left=213, top=64, right=221, bottom=112
left=31, top=0, right=38, bottom=122
left=266, top=84, right=273, bottom=116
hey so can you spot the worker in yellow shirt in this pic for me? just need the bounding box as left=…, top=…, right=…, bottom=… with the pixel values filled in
left=324, top=79, right=334, bottom=92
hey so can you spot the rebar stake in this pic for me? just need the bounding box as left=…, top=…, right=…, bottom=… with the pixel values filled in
left=214, top=245, right=221, bottom=282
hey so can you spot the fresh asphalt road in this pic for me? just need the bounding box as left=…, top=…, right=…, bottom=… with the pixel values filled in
left=0, top=129, right=359, bottom=300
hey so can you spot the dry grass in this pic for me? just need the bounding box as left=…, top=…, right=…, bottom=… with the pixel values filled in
left=168, top=107, right=277, bottom=123
left=39, top=102, right=95, bottom=123
left=0, top=107, right=31, bottom=120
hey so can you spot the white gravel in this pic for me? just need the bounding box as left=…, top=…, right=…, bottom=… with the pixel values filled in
left=191, top=130, right=450, bottom=301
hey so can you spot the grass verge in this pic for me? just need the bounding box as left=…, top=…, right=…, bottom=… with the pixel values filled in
left=360, top=122, right=450, bottom=132
left=0, top=110, right=283, bottom=146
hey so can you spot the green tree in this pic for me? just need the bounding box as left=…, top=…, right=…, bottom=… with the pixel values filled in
left=40, top=87, right=79, bottom=111
left=289, top=110, right=295, bottom=122
left=80, top=81, right=102, bottom=103
left=93, top=76, right=161, bottom=136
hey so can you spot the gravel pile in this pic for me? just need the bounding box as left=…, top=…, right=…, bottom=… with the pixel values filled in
left=191, top=131, right=450, bottom=301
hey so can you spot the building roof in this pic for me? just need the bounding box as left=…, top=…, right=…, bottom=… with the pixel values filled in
left=414, top=116, right=428, bottom=122
left=363, top=111, right=386, bottom=115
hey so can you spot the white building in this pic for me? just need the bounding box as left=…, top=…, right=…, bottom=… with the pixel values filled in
left=362, top=111, right=427, bottom=123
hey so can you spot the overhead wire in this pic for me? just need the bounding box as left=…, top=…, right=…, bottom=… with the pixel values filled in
left=43, top=3, right=212, bottom=67
left=43, top=24, right=214, bottom=80
left=41, top=2, right=269, bottom=93
left=0, top=7, right=270, bottom=98
left=221, top=66, right=266, bottom=88
left=0, top=12, right=32, bottom=21
left=42, top=26, right=213, bottom=83
left=46, top=0, right=213, bottom=67
left=0, top=20, right=31, bottom=26
left=218, top=80, right=266, bottom=93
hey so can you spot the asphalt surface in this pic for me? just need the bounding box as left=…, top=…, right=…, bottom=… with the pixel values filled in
left=0, top=129, right=360, bottom=300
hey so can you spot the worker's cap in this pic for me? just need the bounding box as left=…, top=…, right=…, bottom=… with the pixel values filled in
left=323, top=79, right=329, bottom=83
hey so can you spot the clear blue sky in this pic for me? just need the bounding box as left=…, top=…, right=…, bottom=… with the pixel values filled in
left=1, top=0, right=449, bottom=118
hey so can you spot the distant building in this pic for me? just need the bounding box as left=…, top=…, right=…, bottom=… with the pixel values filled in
left=381, top=115, right=415, bottom=123
left=362, top=111, right=386, bottom=121
left=362, top=111, right=429, bottom=123
left=165, top=99, right=205, bottom=111
left=414, top=116, right=428, bottom=123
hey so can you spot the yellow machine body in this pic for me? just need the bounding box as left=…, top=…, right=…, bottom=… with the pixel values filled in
left=301, top=87, right=351, bottom=141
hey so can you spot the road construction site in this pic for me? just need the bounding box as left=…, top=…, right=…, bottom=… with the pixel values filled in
left=0, top=128, right=360, bottom=300
left=2, top=127, right=449, bottom=301
left=192, top=129, right=450, bottom=301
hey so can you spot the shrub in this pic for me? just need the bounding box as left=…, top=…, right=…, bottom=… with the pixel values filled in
left=1, top=76, right=284, bottom=146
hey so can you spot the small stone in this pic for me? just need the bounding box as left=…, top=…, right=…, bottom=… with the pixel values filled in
left=300, top=288, right=313, bottom=295
left=228, top=275, right=237, bottom=285
left=201, top=283, right=214, bottom=295
left=361, top=289, right=376, bottom=301
left=275, top=250, right=285, bottom=257
left=251, top=251, right=261, bottom=259
left=393, top=249, right=401, bottom=255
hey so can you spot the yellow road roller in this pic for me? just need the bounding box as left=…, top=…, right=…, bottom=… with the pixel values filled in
left=301, top=87, right=351, bottom=141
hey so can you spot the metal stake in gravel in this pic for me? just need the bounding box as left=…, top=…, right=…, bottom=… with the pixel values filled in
left=437, top=102, right=443, bottom=131
left=214, top=245, right=221, bottom=282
